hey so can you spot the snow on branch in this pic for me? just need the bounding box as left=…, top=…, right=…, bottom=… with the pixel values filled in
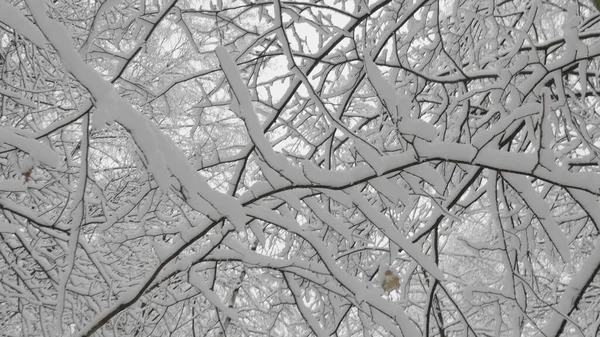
left=25, top=0, right=247, bottom=232
left=0, top=127, right=60, bottom=168
left=0, top=1, right=45, bottom=48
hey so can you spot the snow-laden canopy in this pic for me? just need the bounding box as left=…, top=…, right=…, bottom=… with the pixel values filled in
left=1, top=0, right=600, bottom=336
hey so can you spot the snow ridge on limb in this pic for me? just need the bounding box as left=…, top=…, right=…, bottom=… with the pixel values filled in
left=0, top=1, right=45, bottom=48
left=245, top=204, right=422, bottom=337
left=502, top=173, right=570, bottom=263
left=0, top=128, right=60, bottom=168
left=0, top=87, right=37, bottom=108
left=188, top=265, right=240, bottom=322
left=542, top=239, right=600, bottom=337
left=348, top=189, right=445, bottom=281
left=25, top=1, right=247, bottom=232
left=215, top=46, right=310, bottom=183
left=363, top=54, right=438, bottom=142
left=284, top=272, right=328, bottom=337
left=369, top=176, right=413, bottom=207
left=415, top=140, right=600, bottom=195
left=268, top=14, right=389, bottom=177
left=471, top=102, right=540, bottom=149
left=54, top=115, right=90, bottom=336
left=303, top=197, right=353, bottom=241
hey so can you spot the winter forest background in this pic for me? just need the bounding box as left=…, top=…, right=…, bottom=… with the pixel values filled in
left=1, top=0, right=600, bottom=336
